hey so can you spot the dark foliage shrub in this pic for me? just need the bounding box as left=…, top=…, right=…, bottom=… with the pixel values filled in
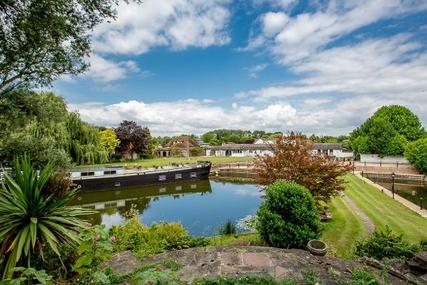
left=355, top=226, right=418, bottom=260
left=219, top=220, right=237, bottom=236
left=419, top=240, right=427, bottom=251
left=256, top=180, right=321, bottom=248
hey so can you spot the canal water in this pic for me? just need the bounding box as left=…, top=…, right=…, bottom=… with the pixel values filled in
left=366, top=178, right=426, bottom=209
left=70, top=179, right=263, bottom=237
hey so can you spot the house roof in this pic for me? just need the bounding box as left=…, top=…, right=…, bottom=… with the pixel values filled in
left=166, top=136, right=199, bottom=148
left=312, top=143, right=342, bottom=150
left=206, top=143, right=273, bottom=150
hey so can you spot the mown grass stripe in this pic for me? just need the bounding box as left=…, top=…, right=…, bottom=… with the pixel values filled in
left=345, top=174, right=427, bottom=243
left=322, top=195, right=367, bottom=259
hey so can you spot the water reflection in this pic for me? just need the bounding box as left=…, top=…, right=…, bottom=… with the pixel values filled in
left=71, top=179, right=262, bottom=236
left=367, top=178, right=426, bottom=208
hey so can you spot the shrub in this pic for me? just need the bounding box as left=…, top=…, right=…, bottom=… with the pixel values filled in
left=338, top=268, right=387, bottom=285
left=110, top=216, right=205, bottom=257
left=355, top=226, right=418, bottom=260
left=0, top=157, right=91, bottom=278
left=254, top=134, right=350, bottom=203
left=219, top=220, right=237, bottom=235
left=72, top=225, right=113, bottom=285
left=404, top=138, right=427, bottom=174
left=256, top=180, right=321, bottom=248
left=420, top=240, right=427, bottom=251
left=0, top=267, right=53, bottom=285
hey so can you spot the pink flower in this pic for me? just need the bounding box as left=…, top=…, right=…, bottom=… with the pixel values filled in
left=109, top=236, right=116, bottom=242
left=94, top=234, right=100, bottom=241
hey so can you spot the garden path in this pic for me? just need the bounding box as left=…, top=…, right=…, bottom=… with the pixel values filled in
left=342, top=194, right=376, bottom=233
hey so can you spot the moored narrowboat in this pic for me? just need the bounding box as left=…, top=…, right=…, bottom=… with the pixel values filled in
left=71, top=161, right=211, bottom=191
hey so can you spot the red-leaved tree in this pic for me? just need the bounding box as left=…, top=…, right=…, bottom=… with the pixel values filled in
left=254, top=134, right=350, bottom=204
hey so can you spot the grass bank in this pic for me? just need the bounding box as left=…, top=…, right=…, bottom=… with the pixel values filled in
left=75, top=156, right=254, bottom=169
left=345, top=174, right=427, bottom=243
left=321, top=196, right=368, bottom=259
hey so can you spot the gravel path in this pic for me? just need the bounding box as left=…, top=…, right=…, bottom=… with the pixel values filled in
left=343, top=194, right=376, bottom=233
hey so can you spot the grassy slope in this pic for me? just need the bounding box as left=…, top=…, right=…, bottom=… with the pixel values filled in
left=321, top=195, right=368, bottom=259
left=75, top=156, right=254, bottom=168
left=345, top=174, right=427, bottom=243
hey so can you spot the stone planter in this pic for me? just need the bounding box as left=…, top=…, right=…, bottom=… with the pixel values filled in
left=307, top=240, right=328, bottom=256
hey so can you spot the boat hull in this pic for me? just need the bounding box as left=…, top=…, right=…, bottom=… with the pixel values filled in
left=72, top=164, right=211, bottom=192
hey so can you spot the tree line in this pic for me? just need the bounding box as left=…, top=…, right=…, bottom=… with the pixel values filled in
left=0, top=89, right=153, bottom=167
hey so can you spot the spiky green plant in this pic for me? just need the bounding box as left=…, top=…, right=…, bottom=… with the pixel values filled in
left=0, top=157, right=92, bottom=279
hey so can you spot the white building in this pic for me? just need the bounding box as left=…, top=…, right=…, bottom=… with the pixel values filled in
left=311, top=143, right=354, bottom=160
left=205, top=143, right=274, bottom=157
left=206, top=142, right=353, bottom=159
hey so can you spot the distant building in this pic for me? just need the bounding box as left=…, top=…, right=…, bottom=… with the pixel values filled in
left=206, top=142, right=353, bottom=159
left=205, top=143, right=274, bottom=157
left=311, top=143, right=353, bottom=160
left=253, top=138, right=275, bottom=145
left=156, top=136, right=201, bottom=157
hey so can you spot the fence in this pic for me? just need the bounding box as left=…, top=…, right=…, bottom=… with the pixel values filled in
left=361, top=172, right=426, bottom=185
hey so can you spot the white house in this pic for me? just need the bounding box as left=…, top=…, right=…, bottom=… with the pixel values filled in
left=205, top=142, right=353, bottom=159
left=205, top=143, right=274, bottom=157
left=311, top=143, right=354, bottom=160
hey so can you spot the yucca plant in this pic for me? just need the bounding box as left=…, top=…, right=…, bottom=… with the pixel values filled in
left=0, top=157, right=92, bottom=279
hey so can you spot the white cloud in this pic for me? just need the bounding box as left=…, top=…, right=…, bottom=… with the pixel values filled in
left=234, top=0, right=427, bottom=134
left=92, top=0, right=231, bottom=55
left=69, top=96, right=426, bottom=136
left=262, top=12, right=289, bottom=36
left=237, top=35, right=427, bottom=101
left=246, top=0, right=427, bottom=63
left=84, top=54, right=140, bottom=82
left=246, top=64, right=268, bottom=78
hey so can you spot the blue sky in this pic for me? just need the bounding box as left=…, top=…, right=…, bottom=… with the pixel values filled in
left=56, top=0, right=427, bottom=136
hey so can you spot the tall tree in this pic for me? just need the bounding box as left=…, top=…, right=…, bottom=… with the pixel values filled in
left=254, top=134, right=350, bottom=204
left=350, top=105, right=425, bottom=156
left=0, top=0, right=138, bottom=96
left=99, top=128, right=120, bottom=156
left=0, top=89, right=107, bottom=166
left=404, top=138, right=427, bottom=174
left=115, top=121, right=151, bottom=159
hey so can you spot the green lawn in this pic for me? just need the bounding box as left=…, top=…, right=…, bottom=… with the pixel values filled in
left=345, top=174, right=427, bottom=244
left=321, top=195, right=368, bottom=259
left=75, top=156, right=254, bottom=169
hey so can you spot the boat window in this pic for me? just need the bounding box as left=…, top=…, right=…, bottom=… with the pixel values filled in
left=81, top=172, right=95, bottom=176
left=104, top=170, right=117, bottom=175
left=175, top=173, right=182, bottom=179
left=190, top=172, right=197, bottom=178
left=158, top=175, right=167, bottom=181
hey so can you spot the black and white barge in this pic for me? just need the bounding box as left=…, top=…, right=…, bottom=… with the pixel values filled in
left=71, top=161, right=211, bottom=191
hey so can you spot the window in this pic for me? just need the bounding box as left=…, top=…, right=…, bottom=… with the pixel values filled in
left=158, top=175, right=167, bottom=181
left=175, top=173, right=182, bottom=179
left=104, top=170, right=116, bottom=175
left=81, top=172, right=95, bottom=176
left=190, top=172, right=197, bottom=178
